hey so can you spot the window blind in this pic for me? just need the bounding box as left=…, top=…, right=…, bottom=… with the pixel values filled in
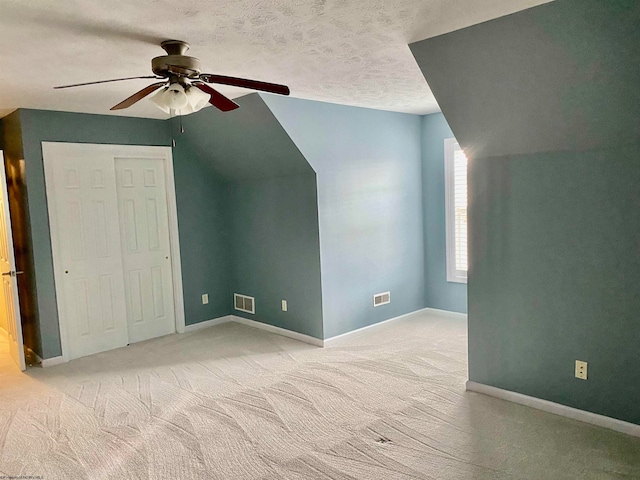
left=453, top=143, right=468, bottom=272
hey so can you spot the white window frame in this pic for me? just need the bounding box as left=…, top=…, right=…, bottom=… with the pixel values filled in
left=444, top=138, right=468, bottom=284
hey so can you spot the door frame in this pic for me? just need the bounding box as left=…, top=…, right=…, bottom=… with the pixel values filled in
left=0, top=150, right=26, bottom=370
left=42, top=142, right=186, bottom=363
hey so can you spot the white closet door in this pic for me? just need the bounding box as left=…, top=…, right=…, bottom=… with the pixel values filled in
left=44, top=145, right=129, bottom=360
left=115, top=158, right=175, bottom=344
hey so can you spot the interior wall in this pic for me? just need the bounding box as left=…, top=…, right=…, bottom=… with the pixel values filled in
left=170, top=132, right=232, bottom=325
left=262, top=95, right=425, bottom=339
left=174, top=94, right=324, bottom=338
left=421, top=113, right=467, bottom=313
left=6, top=94, right=467, bottom=357
left=228, top=173, right=323, bottom=339
left=18, top=109, right=172, bottom=359
left=410, top=0, right=640, bottom=425
left=0, top=111, right=42, bottom=358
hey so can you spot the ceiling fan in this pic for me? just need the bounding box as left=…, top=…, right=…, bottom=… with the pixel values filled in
left=54, top=40, right=290, bottom=114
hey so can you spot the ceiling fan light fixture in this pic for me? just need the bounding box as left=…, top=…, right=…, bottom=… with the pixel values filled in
left=149, top=87, right=171, bottom=113
left=163, top=83, right=189, bottom=110
left=151, top=82, right=210, bottom=115
left=184, top=85, right=210, bottom=113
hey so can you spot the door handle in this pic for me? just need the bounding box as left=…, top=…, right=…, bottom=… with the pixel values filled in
left=2, top=271, right=24, bottom=277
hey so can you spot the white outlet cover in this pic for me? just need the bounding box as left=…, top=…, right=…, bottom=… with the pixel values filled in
left=202, top=294, right=209, bottom=305
left=281, top=300, right=287, bottom=311
left=575, top=360, right=588, bottom=380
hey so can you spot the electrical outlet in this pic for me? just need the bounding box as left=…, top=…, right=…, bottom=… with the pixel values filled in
left=202, top=293, right=209, bottom=305
left=575, top=360, right=588, bottom=380
left=281, top=299, right=287, bottom=311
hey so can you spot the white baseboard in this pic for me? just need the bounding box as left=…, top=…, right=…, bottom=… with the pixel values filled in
left=184, top=308, right=462, bottom=347
left=184, top=315, right=234, bottom=332
left=42, top=356, right=66, bottom=367
left=39, top=315, right=321, bottom=367
left=29, top=343, right=67, bottom=368
left=14, top=334, right=69, bottom=369
left=181, top=314, right=323, bottom=347
left=323, top=306, right=467, bottom=344
left=466, top=381, right=640, bottom=438
left=423, top=307, right=467, bottom=320
left=323, top=307, right=427, bottom=344
left=39, top=307, right=464, bottom=367
left=231, top=315, right=324, bottom=347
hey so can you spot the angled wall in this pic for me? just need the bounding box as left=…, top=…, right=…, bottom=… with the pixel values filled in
left=262, top=95, right=425, bottom=339
left=411, top=0, right=640, bottom=424
left=227, top=174, right=323, bottom=338
left=1, top=98, right=324, bottom=358
left=174, top=94, right=323, bottom=339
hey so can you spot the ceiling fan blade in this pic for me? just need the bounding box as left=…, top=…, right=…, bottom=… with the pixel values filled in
left=110, top=81, right=167, bottom=111
left=54, top=76, right=163, bottom=89
left=194, top=83, right=239, bottom=112
left=199, top=74, right=290, bottom=96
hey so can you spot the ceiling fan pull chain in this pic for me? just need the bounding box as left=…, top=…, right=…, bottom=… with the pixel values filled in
left=168, top=108, right=176, bottom=147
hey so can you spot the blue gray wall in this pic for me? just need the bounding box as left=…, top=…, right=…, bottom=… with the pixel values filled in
left=262, top=95, right=425, bottom=339
left=175, top=94, right=323, bottom=338
left=4, top=94, right=468, bottom=356
left=169, top=143, right=231, bottom=326
left=175, top=94, right=312, bottom=181
left=4, top=109, right=233, bottom=356
left=228, top=174, right=323, bottom=339
left=421, top=113, right=467, bottom=314
left=411, top=0, right=640, bottom=425
left=18, top=109, right=172, bottom=358
left=9, top=98, right=324, bottom=356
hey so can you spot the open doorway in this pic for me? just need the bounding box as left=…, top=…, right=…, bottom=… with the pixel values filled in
left=0, top=150, right=25, bottom=371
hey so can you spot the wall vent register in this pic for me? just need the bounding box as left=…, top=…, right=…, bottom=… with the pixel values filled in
left=373, top=291, right=391, bottom=307
left=234, top=293, right=255, bottom=314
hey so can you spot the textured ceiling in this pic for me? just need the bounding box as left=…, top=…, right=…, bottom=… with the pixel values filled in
left=0, top=0, right=553, bottom=119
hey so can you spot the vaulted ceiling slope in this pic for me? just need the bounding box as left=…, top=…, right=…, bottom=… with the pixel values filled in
left=0, top=0, right=551, bottom=119
left=409, top=0, right=640, bottom=159
left=175, top=93, right=313, bottom=180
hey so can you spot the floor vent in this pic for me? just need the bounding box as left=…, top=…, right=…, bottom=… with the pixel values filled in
left=373, top=291, right=390, bottom=307
left=234, top=293, right=255, bottom=314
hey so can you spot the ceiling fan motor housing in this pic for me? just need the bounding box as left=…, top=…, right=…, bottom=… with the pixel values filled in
left=152, top=40, right=201, bottom=78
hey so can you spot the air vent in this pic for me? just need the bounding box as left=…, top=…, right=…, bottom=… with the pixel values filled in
left=373, top=291, right=390, bottom=307
left=234, top=293, right=255, bottom=314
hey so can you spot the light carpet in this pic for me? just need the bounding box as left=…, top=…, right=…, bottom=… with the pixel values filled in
left=0, top=311, right=639, bottom=479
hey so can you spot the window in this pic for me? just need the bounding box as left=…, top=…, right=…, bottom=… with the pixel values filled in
left=444, top=138, right=468, bottom=283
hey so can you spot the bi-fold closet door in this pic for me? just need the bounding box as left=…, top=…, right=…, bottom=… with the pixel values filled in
left=43, top=143, right=180, bottom=361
